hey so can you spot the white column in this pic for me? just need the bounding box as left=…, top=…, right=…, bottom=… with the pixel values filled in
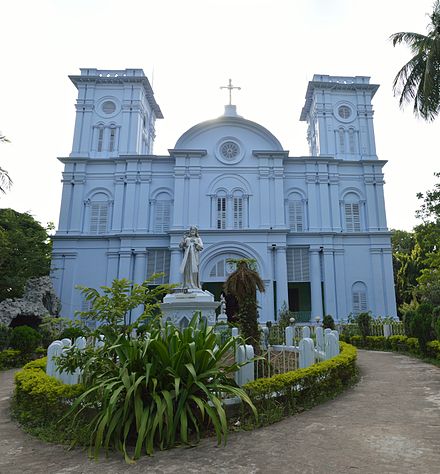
left=274, top=168, right=285, bottom=228
left=131, top=251, right=148, bottom=321
left=112, top=180, right=125, bottom=232
left=259, top=169, right=270, bottom=227
left=329, top=176, right=340, bottom=231
left=370, top=248, right=385, bottom=315
left=364, top=177, right=377, bottom=231
left=188, top=168, right=201, bottom=225
left=275, top=247, right=289, bottom=316
left=382, top=248, right=397, bottom=317
left=322, top=249, right=337, bottom=318
left=59, top=254, right=77, bottom=318
left=375, top=180, right=388, bottom=230
left=173, top=168, right=186, bottom=229
left=306, top=174, right=319, bottom=231
left=169, top=248, right=182, bottom=286
left=310, top=248, right=323, bottom=320
left=123, top=176, right=137, bottom=231
left=334, top=249, right=347, bottom=320
left=118, top=251, right=132, bottom=280
left=69, top=176, right=86, bottom=233
left=136, top=176, right=151, bottom=231
left=58, top=178, right=73, bottom=232
left=106, top=252, right=119, bottom=286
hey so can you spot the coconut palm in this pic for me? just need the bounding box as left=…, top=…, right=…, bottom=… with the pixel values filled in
left=224, top=259, right=265, bottom=350
left=390, top=1, right=440, bottom=121
left=0, top=133, right=12, bottom=194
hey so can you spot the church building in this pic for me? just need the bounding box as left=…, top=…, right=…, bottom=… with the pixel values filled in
left=51, top=68, right=397, bottom=322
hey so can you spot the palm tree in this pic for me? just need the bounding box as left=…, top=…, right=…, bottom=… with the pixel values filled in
left=0, top=133, right=12, bottom=194
left=224, top=259, right=265, bottom=350
left=390, top=1, right=440, bottom=121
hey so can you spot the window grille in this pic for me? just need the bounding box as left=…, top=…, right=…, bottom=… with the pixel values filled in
left=352, top=282, right=368, bottom=314
left=97, top=127, right=104, bottom=152
left=109, top=127, right=116, bottom=152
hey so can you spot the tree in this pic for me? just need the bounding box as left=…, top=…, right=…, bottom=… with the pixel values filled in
left=0, top=132, right=12, bottom=194
left=390, top=1, right=440, bottom=120
left=223, top=258, right=265, bottom=350
left=0, top=209, right=52, bottom=301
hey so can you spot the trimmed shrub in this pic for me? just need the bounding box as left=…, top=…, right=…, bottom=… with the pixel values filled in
left=10, top=326, right=42, bottom=354
left=322, top=315, right=335, bottom=330
left=427, top=340, right=440, bottom=359
left=243, top=342, right=357, bottom=425
left=0, top=349, right=23, bottom=369
left=13, top=358, right=84, bottom=427
left=403, top=310, right=416, bottom=337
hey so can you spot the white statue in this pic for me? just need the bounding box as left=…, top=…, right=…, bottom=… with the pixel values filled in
left=179, top=226, right=203, bottom=289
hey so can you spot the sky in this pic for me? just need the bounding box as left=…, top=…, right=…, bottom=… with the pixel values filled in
left=0, top=0, right=439, bottom=232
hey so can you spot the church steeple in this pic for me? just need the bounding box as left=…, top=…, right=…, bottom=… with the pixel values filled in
left=300, top=75, right=379, bottom=160
left=220, top=79, right=241, bottom=117
left=69, top=68, right=163, bottom=158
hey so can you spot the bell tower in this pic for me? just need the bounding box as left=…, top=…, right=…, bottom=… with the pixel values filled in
left=69, top=68, right=163, bottom=158
left=300, top=75, right=379, bottom=160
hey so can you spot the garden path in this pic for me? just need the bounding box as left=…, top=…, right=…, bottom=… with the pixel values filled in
left=0, top=350, right=439, bottom=474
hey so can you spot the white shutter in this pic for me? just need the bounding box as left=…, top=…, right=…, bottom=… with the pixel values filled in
left=233, top=197, right=243, bottom=229
left=217, top=197, right=226, bottom=229
left=287, top=248, right=310, bottom=282
left=352, top=290, right=367, bottom=314
left=90, top=202, right=108, bottom=234
left=345, top=203, right=361, bottom=232
left=289, top=200, right=303, bottom=232
left=147, top=249, right=171, bottom=283
left=155, top=200, right=171, bottom=233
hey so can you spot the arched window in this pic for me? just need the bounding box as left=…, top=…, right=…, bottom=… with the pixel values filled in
left=146, top=249, right=170, bottom=284
left=338, top=128, right=345, bottom=153
left=287, top=192, right=304, bottom=232
left=89, top=192, right=109, bottom=234
left=348, top=128, right=356, bottom=154
left=344, top=192, right=361, bottom=232
left=154, top=192, right=172, bottom=233
left=232, top=190, right=243, bottom=229
left=97, top=126, right=104, bottom=152
left=352, top=281, right=368, bottom=314
left=109, top=126, right=116, bottom=152
left=216, top=191, right=227, bottom=229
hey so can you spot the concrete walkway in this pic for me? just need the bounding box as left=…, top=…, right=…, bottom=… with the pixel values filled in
left=1, top=351, right=439, bottom=474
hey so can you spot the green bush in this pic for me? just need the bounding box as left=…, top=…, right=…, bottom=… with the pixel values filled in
left=322, top=315, right=335, bottom=330
left=0, top=324, right=11, bottom=351
left=356, top=312, right=372, bottom=338
left=59, top=327, right=85, bottom=341
left=243, top=342, right=357, bottom=425
left=427, top=340, right=440, bottom=359
left=403, top=309, right=416, bottom=337
left=410, top=304, right=434, bottom=354
left=0, top=349, right=23, bottom=369
left=10, top=326, right=42, bottom=354
left=13, top=357, right=84, bottom=428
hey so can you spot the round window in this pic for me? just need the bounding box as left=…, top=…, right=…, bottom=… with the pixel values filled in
left=220, top=141, right=240, bottom=160
left=102, top=101, right=116, bottom=114
left=338, top=105, right=352, bottom=119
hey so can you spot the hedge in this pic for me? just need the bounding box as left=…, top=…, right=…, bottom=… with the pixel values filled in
left=13, top=357, right=84, bottom=428
left=243, top=342, right=357, bottom=425
left=341, top=334, right=440, bottom=362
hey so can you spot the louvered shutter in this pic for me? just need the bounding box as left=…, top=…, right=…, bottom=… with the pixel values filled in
left=217, top=197, right=226, bottom=229
left=289, top=200, right=303, bottom=232
left=90, top=202, right=108, bottom=234
left=233, top=197, right=243, bottom=229
left=345, top=203, right=360, bottom=232
left=155, top=200, right=171, bottom=233
left=287, top=248, right=310, bottom=282
left=352, top=290, right=367, bottom=314
left=147, top=249, right=171, bottom=284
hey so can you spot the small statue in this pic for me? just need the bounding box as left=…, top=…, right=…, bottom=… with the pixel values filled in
left=179, top=226, right=203, bottom=289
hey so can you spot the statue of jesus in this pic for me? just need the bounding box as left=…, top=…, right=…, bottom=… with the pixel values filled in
left=179, top=226, right=203, bottom=289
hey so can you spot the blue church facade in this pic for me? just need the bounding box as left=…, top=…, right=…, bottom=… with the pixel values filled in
left=51, top=68, right=397, bottom=322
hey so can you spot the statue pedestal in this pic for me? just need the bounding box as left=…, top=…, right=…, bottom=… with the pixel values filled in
left=160, top=289, right=220, bottom=328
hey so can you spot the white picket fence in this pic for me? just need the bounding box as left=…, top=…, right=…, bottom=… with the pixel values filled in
left=46, top=327, right=341, bottom=387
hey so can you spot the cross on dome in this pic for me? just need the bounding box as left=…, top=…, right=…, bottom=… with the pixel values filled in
left=220, top=78, right=241, bottom=105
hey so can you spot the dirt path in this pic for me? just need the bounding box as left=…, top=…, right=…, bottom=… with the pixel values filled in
left=1, top=351, right=439, bottom=474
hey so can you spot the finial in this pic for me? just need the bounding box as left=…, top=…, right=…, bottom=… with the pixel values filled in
left=220, top=78, right=241, bottom=105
